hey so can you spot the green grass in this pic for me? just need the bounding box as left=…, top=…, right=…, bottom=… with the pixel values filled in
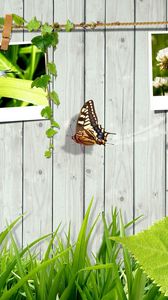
left=0, top=200, right=167, bottom=300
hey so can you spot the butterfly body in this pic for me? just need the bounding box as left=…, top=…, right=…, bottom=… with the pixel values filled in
left=72, top=100, right=113, bottom=146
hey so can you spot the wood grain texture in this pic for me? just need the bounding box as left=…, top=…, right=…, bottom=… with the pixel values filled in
left=105, top=0, right=134, bottom=226
left=84, top=0, right=105, bottom=250
left=23, top=0, right=53, bottom=244
left=0, top=1, right=23, bottom=15
left=53, top=0, right=84, bottom=238
left=134, top=0, right=166, bottom=232
left=0, top=1, right=23, bottom=244
left=0, top=0, right=167, bottom=245
left=165, top=4, right=168, bottom=218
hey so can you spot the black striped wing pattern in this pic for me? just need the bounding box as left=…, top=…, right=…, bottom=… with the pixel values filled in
left=72, top=100, right=109, bottom=145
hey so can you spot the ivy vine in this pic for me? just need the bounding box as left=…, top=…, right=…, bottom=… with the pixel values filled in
left=0, top=14, right=74, bottom=158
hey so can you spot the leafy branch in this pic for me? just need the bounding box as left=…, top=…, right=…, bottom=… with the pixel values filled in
left=0, top=15, right=75, bottom=157
left=27, top=18, right=60, bottom=158
left=14, top=16, right=61, bottom=158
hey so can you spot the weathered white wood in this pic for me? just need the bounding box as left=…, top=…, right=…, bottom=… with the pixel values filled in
left=53, top=0, right=84, bottom=238
left=0, top=1, right=23, bottom=16
left=105, top=0, right=134, bottom=228
left=135, top=0, right=166, bottom=232
left=85, top=0, right=105, bottom=251
left=23, top=0, right=53, bottom=245
left=0, top=0, right=168, bottom=245
left=165, top=5, right=168, bottom=218
left=0, top=1, right=23, bottom=244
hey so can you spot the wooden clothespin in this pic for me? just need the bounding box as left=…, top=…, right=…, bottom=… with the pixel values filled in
left=1, top=14, right=13, bottom=50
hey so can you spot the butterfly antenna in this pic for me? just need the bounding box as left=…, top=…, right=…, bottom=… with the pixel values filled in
left=107, top=132, right=116, bottom=135
left=106, top=142, right=115, bottom=145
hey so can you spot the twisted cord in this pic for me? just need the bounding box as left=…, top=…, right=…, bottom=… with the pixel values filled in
left=0, top=20, right=168, bottom=32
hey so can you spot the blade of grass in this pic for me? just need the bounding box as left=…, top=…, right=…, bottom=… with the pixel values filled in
left=124, top=215, right=143, bottom=230
left=10, top=231, right=34, bottom=300
left=27, top=45, right=41, bottom=79
left=0, top=233, right=51, bottom=290
left=101, top=212, right=117, bottom=262
left=130, top=268, right=146, bottom=300
left=44, top=224, right=61, bottom=261
left=60, top=198, right=94, bottom=300
left=0, top=77, right=48, bottom=106
left=79, top=263, right=114, bottom=273
left=119, top=211, right=133, bottom=299
left=0, top=215, right=22, bottom=245
left=101, top=286, right=121, bottom=300
left=48, top=266, right=65, bottom=300
left=75, top=280, right=88, bottom=300
left=143, top=285, right=161, bottom=300
left=0, top=52, right=24, bottom=79
left=0, top=247, right=71, bottom=300
left=72, top=197, right=94, bottom=273
left=26, top=247, right=40, bottom=299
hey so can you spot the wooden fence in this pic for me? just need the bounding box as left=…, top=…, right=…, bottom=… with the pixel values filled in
left=0, top=0, right=167, bottom=246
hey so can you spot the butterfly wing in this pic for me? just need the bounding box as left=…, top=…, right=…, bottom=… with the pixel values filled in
left=76, top=100, right=98, bottom=132
left=73, top=100, right=109, bottom=145
left=73, top=129, right=97, bottom=145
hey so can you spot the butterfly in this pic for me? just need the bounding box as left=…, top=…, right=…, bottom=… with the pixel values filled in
left=72, top=100, right=115, bottom=146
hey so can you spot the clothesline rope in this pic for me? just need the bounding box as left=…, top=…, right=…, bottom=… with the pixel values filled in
left=0, top=20, right=168, bottom=32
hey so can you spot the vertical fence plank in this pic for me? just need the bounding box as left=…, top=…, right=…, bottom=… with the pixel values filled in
left=53, top=0, right=84, bottom=238
left=135, top=0, right=166, bottom=232
left=105, top=0, right=134, bottom=226
left=165, top=3, right=168, bottom=218
left=23, top=0, right=53, bottom=245
left=0, top=1, right=23, bottom=243
left=84, top=0, right=105, bottom=250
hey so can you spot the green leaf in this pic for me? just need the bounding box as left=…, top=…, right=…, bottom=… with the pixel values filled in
left=26, top=17, right=41, bottom=32
left=49, top=143, right=54, bottom=149
left=0, top=17, right=4, bottom=25
left=31, top=36, right=46, bottom=52
left=65, top=19, right=74, bottom=32
left=46, top=128, right=58, bottom=138
left=0, top=78, right=48, bottom=106
left=32, top=32, right=58, bottom=52
left=49, top=91, right=60, bottom=106
left=47, top=62, right=57, bottom=76
left=51, top=120, right=60, bottom=129
left=12, top=14, right=25, bottom=26
left=41, top=23, right=53, bottom=35
left=41, top=106, right=52, bottom=119
left=111, top=217, right=168, bottom=297
left=31, top=74, right=50, bottom=90
left=44, top=149, right=52, bottom=158
left=48, top=32, right=59, bottom=47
